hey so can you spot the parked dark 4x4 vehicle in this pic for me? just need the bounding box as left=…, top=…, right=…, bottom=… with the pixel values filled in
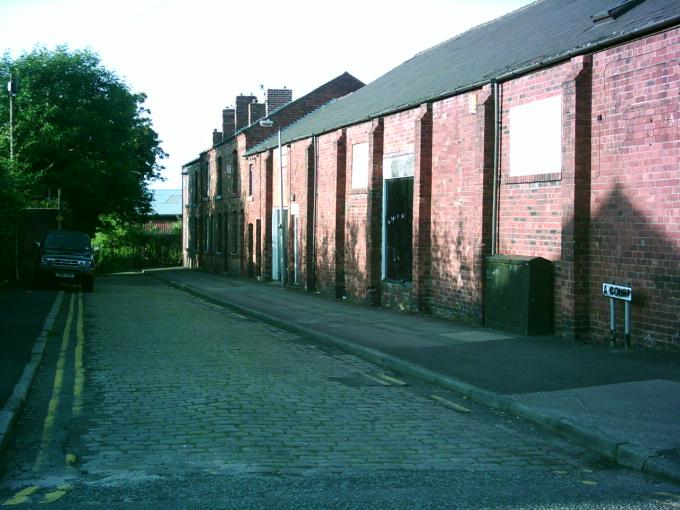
left=35, top=230, right=96, bottom=292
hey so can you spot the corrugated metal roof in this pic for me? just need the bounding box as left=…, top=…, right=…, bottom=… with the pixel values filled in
left=247, top=0, right=679, bottom=155
left=151, top=189, right=182, bottom=216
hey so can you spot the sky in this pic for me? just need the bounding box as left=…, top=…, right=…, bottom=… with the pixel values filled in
left=0, top=0, right=534, bottom=190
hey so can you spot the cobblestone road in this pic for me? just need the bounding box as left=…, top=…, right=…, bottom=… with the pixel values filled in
left=77, top=276, right=593, bottom=477
left=1, top=275, right=678, bottom=508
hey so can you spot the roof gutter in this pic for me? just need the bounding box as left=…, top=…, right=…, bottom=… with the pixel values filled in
left=247, top=15, right=680, bottom=157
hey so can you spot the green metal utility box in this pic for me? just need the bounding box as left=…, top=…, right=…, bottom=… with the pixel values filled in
left=484, top=255, right=553, bottom=335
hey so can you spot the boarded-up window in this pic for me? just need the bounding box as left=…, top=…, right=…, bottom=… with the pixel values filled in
left=509, top=95, right=562, bottom=176
left=382, top=154, right=414, bottom=282
left=384, top=177, right=413, bottom=281
left=351, top=142, right=369, bottom=189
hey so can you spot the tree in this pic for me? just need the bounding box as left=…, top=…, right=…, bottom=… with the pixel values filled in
left=0, top=46, right=166, bottom=235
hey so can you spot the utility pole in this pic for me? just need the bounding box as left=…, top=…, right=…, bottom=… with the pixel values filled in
left=9, top=74, right=18, bottom=280
left=278, top=127, right=287, bottom=286
left=8, top=73, right=14, bottom=161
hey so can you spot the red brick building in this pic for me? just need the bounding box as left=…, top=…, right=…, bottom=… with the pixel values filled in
left=182, top=73, right=364, bottom=273
left=184, top=0, right=680, bottom=351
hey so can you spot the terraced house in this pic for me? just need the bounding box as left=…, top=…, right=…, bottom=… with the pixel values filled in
left=183, top=0, right=680, bottom=351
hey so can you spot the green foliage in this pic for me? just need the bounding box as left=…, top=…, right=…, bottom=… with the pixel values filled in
left=0, top=158, right=25, bottom=283
left=0, top=46, right=167, bottom=236
left=93, top=214, right=181, bottom=273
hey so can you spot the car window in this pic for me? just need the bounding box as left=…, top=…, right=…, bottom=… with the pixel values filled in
left=44, top=232, right=91, bottom=251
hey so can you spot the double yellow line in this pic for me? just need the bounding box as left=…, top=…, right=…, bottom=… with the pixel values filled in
left=1, top=485, right=72, bottom=506
left=3, top=291, right=86, bottom=506
left=33, top=292, right=86, bottom=472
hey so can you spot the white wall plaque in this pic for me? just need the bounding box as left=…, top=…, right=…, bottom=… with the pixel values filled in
left=351, top=142, right=369, bottom=188
left=509, top=95, right=562, bottom=176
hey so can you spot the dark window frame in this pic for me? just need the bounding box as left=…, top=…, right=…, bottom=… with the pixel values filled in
left=383, top=176, right=413, bottom=282
left=231, top=150, right=239, bottom=196
left=216, top=156, right=223, bottom=198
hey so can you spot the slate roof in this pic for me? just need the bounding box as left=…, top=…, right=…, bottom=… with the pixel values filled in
left=150, top=189, right=182, bottom=216
left=247, top=0, right=680, bottom=156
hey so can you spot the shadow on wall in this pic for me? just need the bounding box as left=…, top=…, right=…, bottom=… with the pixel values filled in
left=314, top=230, right=337, bottom=297
left=587, top=184, right=680, bottom=350
left=429, top=213, right=486, bottom=323
left=290, top=182, right=678, bottom=351
left=343, top=219, right=367, bottom=301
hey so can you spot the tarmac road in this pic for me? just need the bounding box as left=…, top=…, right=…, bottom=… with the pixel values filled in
left=0, top=274, right=679, bottom=508
left=0, top=285, right=58, bottom=409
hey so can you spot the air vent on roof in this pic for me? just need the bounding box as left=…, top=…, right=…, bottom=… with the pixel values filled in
left=591, top=0, right=646, bottom=23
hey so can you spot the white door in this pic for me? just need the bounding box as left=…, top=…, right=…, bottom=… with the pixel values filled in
left=293, top=214, right=299, bottom=285
left=271, top=208, right=288, bottom=281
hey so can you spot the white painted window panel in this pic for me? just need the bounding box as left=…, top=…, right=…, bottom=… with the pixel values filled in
left=351, top=142, right=369, bottom=188
left=383, top=154, right=415, bottom=180
left=509, top=95, right=562, bottom=176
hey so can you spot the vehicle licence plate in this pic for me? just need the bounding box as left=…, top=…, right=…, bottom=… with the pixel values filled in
left=55, top=272, right=75, bottom=279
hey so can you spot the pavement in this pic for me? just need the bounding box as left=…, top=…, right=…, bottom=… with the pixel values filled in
left=0, top=286, right=62, bottom=454
left=0, top=286, right=59, bottom=409
left=144, top=267, right=680, bottom=485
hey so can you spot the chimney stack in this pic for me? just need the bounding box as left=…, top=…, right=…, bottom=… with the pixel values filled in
left=235, top=94, right=257, bottom=131
left=248, top=102, right=266, bottom=125
left=212, top=128, right=223, bottom=145
left=222, top=108, right=235, bottom=138
left=266, top=88, right=293, bottom=115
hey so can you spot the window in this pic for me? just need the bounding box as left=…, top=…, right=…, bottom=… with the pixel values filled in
left=383, top=177, right=413, bottom=281
left=248, top=164, right=254, bottom=196
left=207, top=160, right=211, bottom=196
left=231, top=150, right=239, bottom=195
left=201, top=159, right=208, bottom=197
left=191, top=170, right=199, bottom=206
left=351, top=142, right=369, bottom=189
left=382, top=153, right=414, bottom=282
left=216, top=156, right=223, bottom=197
left=509, top=95, right=562, bottom=177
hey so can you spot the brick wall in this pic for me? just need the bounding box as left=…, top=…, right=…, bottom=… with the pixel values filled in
left=314, top=130, right=346, bottom=297
left=186, top=29, right=679, bottom=351
left=380, top=109, right=418, bottom=312
left=245, top=73, right=364, bottom=151
left=495, top=63, right=570, bottom=336
left=287, top=138, right=314, bottom=288
left=244, top=136, right=264, bottom=278
left=497, top=64, right=568, bottom=260
left=235, top=95, right=257, bottom=131
left=222, top=108, right=235, bottom=139
left=248, top=102, right=266, bottom=126
left=343, top=122, right=372, bottom=302
left=429, top=88, right=494, bottom=323
left=589, top=28, right=680, bottom=350
left=266, top=88, right=293, bottom=114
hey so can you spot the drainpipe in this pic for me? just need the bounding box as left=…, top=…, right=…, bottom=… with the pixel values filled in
left=311, top=135, right=318, bottom=290
left=490, top=80, right=500, bottom=255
